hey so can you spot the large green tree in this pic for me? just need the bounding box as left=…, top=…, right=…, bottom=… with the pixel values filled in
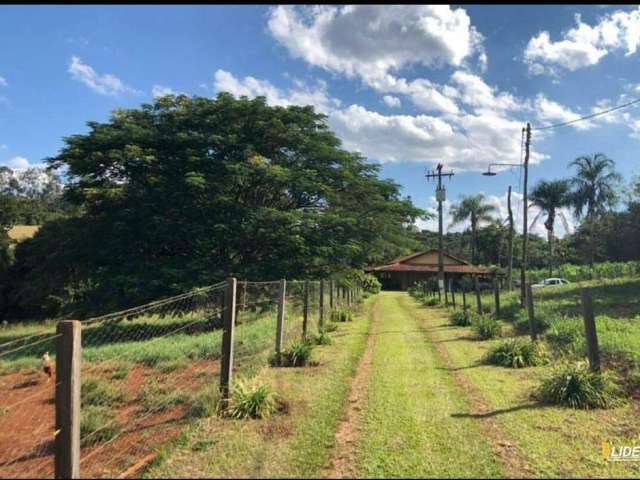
left=529, top=179, right=571, bottom=275
left=7, top=94, right=422, bottom=318
left=568, top=153, right=621, bottom=267
left=449, top=194, right=497, bottom=264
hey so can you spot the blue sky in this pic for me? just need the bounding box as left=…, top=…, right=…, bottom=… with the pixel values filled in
left=1, top=5, right=639, bottom=236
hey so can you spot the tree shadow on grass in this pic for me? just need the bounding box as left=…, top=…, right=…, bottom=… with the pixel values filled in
left=451, top=402, right=547, bottom=419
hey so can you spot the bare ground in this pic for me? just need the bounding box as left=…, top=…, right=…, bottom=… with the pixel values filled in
left=322, top=300, right=379, bottom=478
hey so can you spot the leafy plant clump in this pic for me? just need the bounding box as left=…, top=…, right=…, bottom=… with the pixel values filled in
left=314, top=331, right=332, bottom=346
left=485, top=339, right=548, bottom=368
left=472, top=315, right=502, bottom=340
left=227, top=380, right=279, bottom=420
left=423, top=297, right=439, bottom=307
left=331, top=308, right=352, bottom=322
left=536, top=362, right=625, bottom=409
left=450, top=310, right=472, bottom=327
left=271, top=340, right=315, bottom=367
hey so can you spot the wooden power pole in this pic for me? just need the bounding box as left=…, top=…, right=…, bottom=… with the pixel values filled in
left=426, top=164, right=455, bottom=296
left=507, top=185, right=514, bottom=291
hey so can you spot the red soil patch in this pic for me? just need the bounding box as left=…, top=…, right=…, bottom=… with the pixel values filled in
left=0, top=361, right=219, bottom=479
left=322, top=301, right=379, bottom=478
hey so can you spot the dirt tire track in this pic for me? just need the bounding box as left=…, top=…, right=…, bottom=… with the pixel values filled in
left=419, top=304, right=534, bottom=478
left=322, top=300, right=379, bottom=478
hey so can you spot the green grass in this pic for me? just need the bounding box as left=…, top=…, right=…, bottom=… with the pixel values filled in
left=354, top=293, right=502, bottom=477
left=412, top=293, right=640, bottom=477
left=144, top=297, right=374, bottom=478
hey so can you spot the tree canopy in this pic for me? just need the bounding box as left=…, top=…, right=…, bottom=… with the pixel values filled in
left=4, top=93, right=422, bottom=318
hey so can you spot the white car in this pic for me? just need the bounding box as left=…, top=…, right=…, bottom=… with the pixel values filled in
left=531, top=277, right=570, bottom=289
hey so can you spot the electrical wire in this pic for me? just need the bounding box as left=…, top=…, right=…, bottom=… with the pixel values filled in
left=533, top=97, right=640, bottom=131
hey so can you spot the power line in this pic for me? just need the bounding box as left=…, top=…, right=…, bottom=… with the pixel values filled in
left=533, top=97, right=640, bottom=131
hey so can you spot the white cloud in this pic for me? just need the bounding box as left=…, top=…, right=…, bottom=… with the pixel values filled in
left=152, top=85, right=179, bottom=98
left=4, top=156, right=31, bottom=170
left=524, top=8, right=640, bottom=74
left=68, top=56, right=139, bottom=96
left=382, top=95, right=401, bottom=108
left=329, top=104, right=545, bottom=169
left=268, top=5, right=484, bottom=82
left=213, top=69, right=340, bottom=114
left=533, top=94, right=595, bottom=130
left=0, top=76, right=7, bottom=87
left=450, top=71, right=522, bottom=112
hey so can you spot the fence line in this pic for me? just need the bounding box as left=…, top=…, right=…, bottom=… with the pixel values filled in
left=0, top=275, right=364, bottom=479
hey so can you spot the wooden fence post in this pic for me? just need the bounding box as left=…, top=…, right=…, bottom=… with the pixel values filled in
left=526, top=283, right=537, bottom=341
left=319, top=279, right=325, bottom=329
left=275, top=279, right=286, bottom=364
left=302, top=280, right=309, bottom=340
left=451, top=280, right=456, bottom=308
left=474, top=276, right=482, bottom=314
left=444, top=277, right=449, bottom=307
left=55, top=320, right=81, bottom=479
left=220, top=277, right=236, bottom=403
left=581, top=288, right=600, bottom=372
left=462, top=287, right=467, bottom=312
left=329, top=280, right=334, bottom=311
left=493, top=277, right=500, bottom=318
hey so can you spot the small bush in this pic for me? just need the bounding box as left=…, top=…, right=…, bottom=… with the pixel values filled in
left=450, top=310, right=472, bottom=327
left=81, top=377, right=125, bottom=407
left=314, top=331, right=332, bottom=345
left=536, top=362, right=625, bottom=409
left=331, top=309, right=352, bottom=322
left=271, top=341, right=314, bottom=367
left=80, top=405, right=120, bottom=446
left=423, top=297, right=439, bottom=307
left=227, top=380, right=278, bottom=420
left=485, top=339, right=548, bottom=368
left=472, top=316, right=502, bottom=340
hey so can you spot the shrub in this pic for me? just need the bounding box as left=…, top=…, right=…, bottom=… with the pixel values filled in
left=314, top=331, right=332, bottom=346
left=536, top=362, right=625, bottom=409
left=513, top=308, right=552, bottom=336
left=361, top=273, right=382, bottom=294
left=81, top=377, right=125, bottom=407
left=80, top=405, right=120, bottom=446
left=322, top=322, right=338, bottom=332
left=485, top=339, right=548, bottom=368
left=331, top=308, right=352, bottom=322
left=423, top=297, right=439, bottom=307
left=271, top=341, right=314, bottom=367
left=227, top=380, right=278, bottom=420
left=450, top=310, right=472, bottom=327
left=472, top=315, right=502, bottom=340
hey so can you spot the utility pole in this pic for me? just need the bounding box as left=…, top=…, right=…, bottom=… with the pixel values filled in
left=426, top=164, right=455, bottom=297
left=521, top=123, right=531, bottom=307
left=507, top=185, right=514, bottom=291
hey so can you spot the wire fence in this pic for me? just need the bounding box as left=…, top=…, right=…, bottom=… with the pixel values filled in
left=0, top=277, right=363, bottom=478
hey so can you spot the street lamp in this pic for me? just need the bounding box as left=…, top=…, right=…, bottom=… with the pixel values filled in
left=481, top=122, right=531, bottom=307
left=482, top=163, right=522, bottom=177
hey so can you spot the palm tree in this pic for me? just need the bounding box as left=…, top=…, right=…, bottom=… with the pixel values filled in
left=450, top=194, right=496, bottom=264
left=568, top=153, right=621, bottom=267
left=529, top=179, right=571, bottom=276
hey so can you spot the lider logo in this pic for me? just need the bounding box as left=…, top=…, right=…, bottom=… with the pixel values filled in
left=602, top=441, right=640, bottom=461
